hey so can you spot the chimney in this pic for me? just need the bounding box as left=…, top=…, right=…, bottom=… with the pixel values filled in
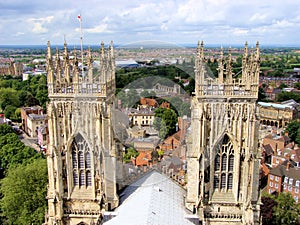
left=286, top=161, right=291, bottom=171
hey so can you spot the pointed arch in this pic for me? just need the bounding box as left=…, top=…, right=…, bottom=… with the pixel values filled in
left=213, top=134, right=235, bottom=191
left=71, top=133, right=92, bottom=188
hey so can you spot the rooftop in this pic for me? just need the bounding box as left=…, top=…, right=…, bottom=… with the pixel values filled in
left=103, top=170, right=194, bottom=225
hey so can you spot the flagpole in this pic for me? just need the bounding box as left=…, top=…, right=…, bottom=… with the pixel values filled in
left=78, top=15, right=84, bottom=77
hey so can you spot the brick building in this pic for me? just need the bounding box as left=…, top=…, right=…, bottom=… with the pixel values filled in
left=267, top=160, right=300, bottom=203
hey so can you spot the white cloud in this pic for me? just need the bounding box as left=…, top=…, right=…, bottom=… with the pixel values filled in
left=28, top=16, right=54, bottom=34
left=32, top=23, right=48, bottom=33
left=232, top=28, right=249, bottom=36
left=1, top=0, right=300, bottom=45
left=14, top=32, right=25, bottom=36
left=84, top=24, right=111, bottom=34
left=250, top=13, right=268, bottom=22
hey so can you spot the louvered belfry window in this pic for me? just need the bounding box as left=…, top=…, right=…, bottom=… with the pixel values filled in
left=71, top=133, right=92, bottom=187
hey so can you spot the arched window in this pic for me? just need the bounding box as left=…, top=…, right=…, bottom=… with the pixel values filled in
left=221, top=154, right=227, bottom=171
left=79, top=151, right=84, bottom=169
left=213, top=134, right=234, bottom=191
left=86, top=152, right=91, bottom=169
left=73, top=171, right=79, bottom=186
left=86, top=171, right=92, bottom=186
left=229, top=154, right=234, bottom=171
left=214, top=154, right=220, bottom=171
left=214, top=175, right=219, bottom=189
left=71, top=133, right=92, bottom=187
left=79, top=171, right=85, bottom=186
left=221, top=173, right=226, bottom=189
left=228, top=173, right=233, bottom=189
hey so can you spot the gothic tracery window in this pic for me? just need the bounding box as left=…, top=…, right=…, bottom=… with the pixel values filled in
left=71, top=133, right=92, bottom=187
left=213, top=134, right=234, bottom=191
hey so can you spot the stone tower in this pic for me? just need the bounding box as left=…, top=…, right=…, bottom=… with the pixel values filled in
left=186, top=42, right=261, bottom=224
left=46, top=41, right=119, bottom=225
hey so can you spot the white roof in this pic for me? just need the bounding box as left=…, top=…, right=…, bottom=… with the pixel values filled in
left=257, top=101, right=296, bottom=110
left=104, top=170, right=194, bottom=225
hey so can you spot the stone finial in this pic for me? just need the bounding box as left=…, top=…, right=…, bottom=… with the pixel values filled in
left=218, top=48, right=224, bottom=83
left=101, top=41, right=105, bottom=56
left=47, top=41, right=51, bottom=59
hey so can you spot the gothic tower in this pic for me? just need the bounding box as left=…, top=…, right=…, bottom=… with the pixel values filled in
left=186, top=42, right=261, bottom=224
left=46, top=41, right=119, bottom=225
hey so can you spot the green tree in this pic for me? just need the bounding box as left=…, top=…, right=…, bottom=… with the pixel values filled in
left=258, top=87, right=267, bottom=102
left=0, top=124, right=14, bottom=136
left=3, top=105, right=17, bottom=120
left=279, top=83, right=288, bottom=89
left=285, top=120, right=300, bottom=142
left=274, top=193, right=300, bottom=225
left=0, top=88, right=20, bottom=110
left=276, top=91, right=300, bottom=103
left=179, top=102, right=191, bottom=117
left=123, top=147, right=139, bottom=163
left=0, top=158, right=48, bottom=225
left=153, top=108, right=178, bottom=138
left=140, top=90, right=150, bottom=98
left=294, top=82, right=300, bottom=89
left=0, top=126, right=42, bottom=174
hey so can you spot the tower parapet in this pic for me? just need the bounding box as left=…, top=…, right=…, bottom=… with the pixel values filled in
left=195, top=41, right=260, bottom=99
left=46, top=41, right=115, bottom=98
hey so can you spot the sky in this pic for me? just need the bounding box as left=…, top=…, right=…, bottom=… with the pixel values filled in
left=1, top=0, right=300, bottom=47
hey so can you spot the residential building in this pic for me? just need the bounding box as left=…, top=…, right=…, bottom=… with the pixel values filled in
left=127, top=106, right=155, bottom=127
left=267, top=161, right=300, bottom=203
left=20, top=106, right=47, bottom=137
left=37, top=124, right=49, bottom=149
left=262, top=133, right=290, bottom=152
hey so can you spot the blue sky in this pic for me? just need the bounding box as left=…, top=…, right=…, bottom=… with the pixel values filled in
left=1, top=0, right=300, bottom=46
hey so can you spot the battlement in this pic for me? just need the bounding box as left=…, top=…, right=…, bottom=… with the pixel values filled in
left=194, top=41, right=260, bottom=99
left=46, top=41, right=115, bottom=98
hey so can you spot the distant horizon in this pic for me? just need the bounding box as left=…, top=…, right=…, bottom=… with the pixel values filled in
left=1, top=43, right=300, bottom=50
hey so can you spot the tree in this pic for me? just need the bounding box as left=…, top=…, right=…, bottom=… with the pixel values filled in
left=258, top=87, right=267, bottom=102
left=0, top=158, right=48, bottom=225
left=294, top=82, right=300, bottom=89
left=261, top=195, right=277, bottom=225
left=153, top=108, right=178, bottom=138
left=285, top=120, right=300, bottom=142
left=279, top=83, right=288, bottom=89
left=140, top=90, right=150, bottom=98
left=273, top=193, right=300, bottom=225
left=0, top=124, right=13, bottom=136
left=0, top=126, right=43, bottom=174
left=0, top=88, right=20, bottom=110
left=123, top=147, right=139, bottom=163
left=3, top=105, right=17, bottom=120
left=179, top=102, right=191, bottom=117
left=276, top=91, right=300, bottom=103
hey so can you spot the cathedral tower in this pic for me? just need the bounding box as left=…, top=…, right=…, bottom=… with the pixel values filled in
left=186, top=42, right=261, bottom=224
left=46, top=41, right=118, bottom=225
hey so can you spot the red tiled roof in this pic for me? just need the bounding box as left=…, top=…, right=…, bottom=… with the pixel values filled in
left=140, top=98, right=158, bottom=107
left=135, top=151, right=152, bottom=166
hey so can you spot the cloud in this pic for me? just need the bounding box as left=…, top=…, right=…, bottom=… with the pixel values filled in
left=0, top=0, right=300, bottom=45
left=84, top=24, right=111, bottom=34
left=28, top=16, right=54, bottom=34
left=13, top=32, right=25, bottom=36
